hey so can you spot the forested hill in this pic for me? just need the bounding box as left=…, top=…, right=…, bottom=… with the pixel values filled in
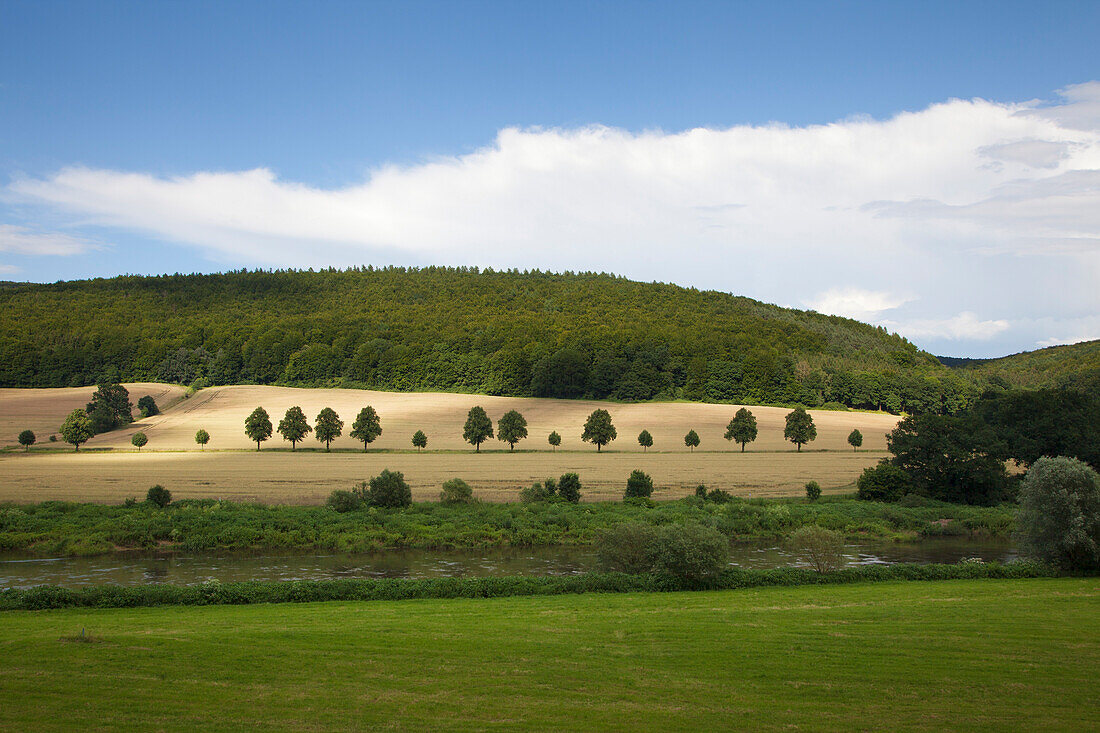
left=940, top=339, right=1100, bottom=394
left=1, top=267, right=987, bottom=413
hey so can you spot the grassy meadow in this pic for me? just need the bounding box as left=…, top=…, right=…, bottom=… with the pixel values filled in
left=0, top=384, right=897, bottom=503
left=1, top=578, right=1096, bottom=731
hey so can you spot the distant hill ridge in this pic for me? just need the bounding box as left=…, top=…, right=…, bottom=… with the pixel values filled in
left=0, top=267, right=1092, bottom=411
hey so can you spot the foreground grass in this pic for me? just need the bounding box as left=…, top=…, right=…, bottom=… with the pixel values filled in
left=0, top=496, right=1015, bottom=555
left=1, top=578, right=1096, bottom=731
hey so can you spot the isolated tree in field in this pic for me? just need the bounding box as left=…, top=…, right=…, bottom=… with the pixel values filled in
left=624, top=469, right=654, bottom=499
left=86, top=382, right=133, bottom=433
left=684, top=429, right=700, bottom=452
left=195, top=428, right=210, bottom=450
left=582, top=409, right=617, bottom=452
left=638, top=430, right=653, bottom=452
left=548, top=431, right=561, bottom=451
left=137, top=395, right=159, bottom=418
left=463, top=406, right=494, bottom=452
left=60, top=409, right=94, bottom=451
left=784, top=407, right=817, bottom=452
left=497, top=409, right=528, bottom=451
left=412, top=430, right=427, bottom=451
left=314, top=407, right=343, bottom=451
left=278, top=406, right=312, bottom=450
left=131, top=432, right=148, bottom=451
left=1017, top=456, right=1100, bottom=572
left=18, top=430, right=35, bottom=451
left=146, top=484, right=172, bottom=508
left=725, top=408, right=758, bottom=452
left=245, top=406, right=273, bottom=451
left=848, top=429, right=863, bottom=451
left=350, top=406, right=382, bottom=451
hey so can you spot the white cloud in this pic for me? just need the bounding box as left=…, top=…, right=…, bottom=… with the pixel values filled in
left=881, top=313, right=1011, bottom=341
left=5, top=83, right=1100, bottom=352
left=806, top=287, right=910, bottom=321
left=0, top=225, right=93, bottom=256
left=0, top=263, right=19, bottom=274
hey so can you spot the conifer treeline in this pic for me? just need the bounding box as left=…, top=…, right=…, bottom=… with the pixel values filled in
left=1, top=266, right=990, bottom=413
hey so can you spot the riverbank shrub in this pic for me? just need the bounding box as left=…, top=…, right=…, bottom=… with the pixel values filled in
left=440, top=479, right=474, bottom=505
left=0, top=496, right=1019, bottom=556
left=787, top=525, right=844, bottom=572
left=145, top=485, right=171, bottom=508
left=1017, top=456, right=1100, bottom=572
left=625, top=470, right=653, bottom=499
left=0, top=562, right=1056, bottom=611
left=326, top=490, right=362, bottom=513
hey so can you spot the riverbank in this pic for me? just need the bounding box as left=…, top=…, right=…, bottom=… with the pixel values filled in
left=2, top=578, right=1094, bottom=730
left=0, top=496, right=1016, bottom=556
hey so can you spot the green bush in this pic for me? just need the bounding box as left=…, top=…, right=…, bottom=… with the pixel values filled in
left=440, top=478, right=474, bottom=505
left=558, top=473, right=582, bottom=503
left=1017, top=456, right=1100, bottom=572
left=521, top=478, right=557, bottom=503
left=787, top=525, right=845, bottom=572
left=596, top=522, right=659, bottom=574
left=145, top=485, right=172, bottom=508
left=625, top=470, right=654, bottom=499
left=327, top=490, right=362, bottom=513
left=857, top=461, right=911, bottom=502
left=365, top=469, right=412, bottom=509
left=805, top=481, right=822, bottom=502
left=649, top=523, right=729, bottom=583
left=706, top=488, right=733, bottom=504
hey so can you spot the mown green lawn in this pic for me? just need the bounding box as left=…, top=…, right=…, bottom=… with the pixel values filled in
left=1, top=578, right=1097, bottom=731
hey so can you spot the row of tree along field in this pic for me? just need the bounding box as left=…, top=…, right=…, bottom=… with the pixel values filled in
left=0, top=267, right=1019, bottom=413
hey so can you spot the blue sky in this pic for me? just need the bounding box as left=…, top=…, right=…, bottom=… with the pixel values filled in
left=2, top=0, right=1099, bottom=358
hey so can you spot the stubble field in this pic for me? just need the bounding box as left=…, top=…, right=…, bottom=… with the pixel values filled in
left=0, top=384, right=899, bottom=503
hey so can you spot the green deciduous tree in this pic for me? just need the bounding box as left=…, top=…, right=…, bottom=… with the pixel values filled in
left=787, top=525, right=844, bottom=573
left=314, top=407, right=343, bottom=451
left=195, top=428, right=210, bottom=450
left=364, top=469, right=412, bottom=508
left=350, top=406, right=382, bottom=451
left=582, top=409, right=617, bottom=452
left=137, top=395, right=159, bottom=418
left=412, top=430, right=427, bottom=451
left=60, top=409, right=94, bottom=451
left=440, top=478, right=472, bottom=504
left=86, top=382, right=133, bottom=433
left=784, top=407, right=817, bottom=452
left=131, top=432, right=148, bottom=451
left=245, top=407, right=273, bottom=450
left=805, top=481, right=822, bottom=502
left=18, top=430, right=35, bottom=451
left=886, top=413, right=1007, bottom=505
left=278, top=406, right=312, bottom=450
left=848, top=429, right=863, bottom=451
left=497, top=409, right=528, bottom=451
left=725, top=408, right=758, bottom=452
left=463, top=406, right=494, bottom=452
left=558, top=472, right=582, bottom=503
left=684, top=429, right=700, bottom=452
left=548, top=431, right=561, bottom=451
left=146, top=484, right=172, bottom=507
left=625, top=469, right=654, bottom=499
left=1017, top=456, right=1100, bottom=571
left=638, top=429, right=653, bottom=452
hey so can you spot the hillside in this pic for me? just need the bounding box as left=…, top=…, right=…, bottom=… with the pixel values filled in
left=940, top=339, right=1100, bottom=393
left=0, top=267, right=989, bottom=412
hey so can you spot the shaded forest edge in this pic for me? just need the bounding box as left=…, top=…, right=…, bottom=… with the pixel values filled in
left=2, top=267, right=1096, bottom=412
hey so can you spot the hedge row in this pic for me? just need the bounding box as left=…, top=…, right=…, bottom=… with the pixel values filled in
left=0, top=561, right=1056, bottom=611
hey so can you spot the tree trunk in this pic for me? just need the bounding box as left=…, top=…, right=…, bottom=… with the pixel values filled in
left=741, top=443, right=745, bottom=452
left=797, top=443, right=801, bottom=452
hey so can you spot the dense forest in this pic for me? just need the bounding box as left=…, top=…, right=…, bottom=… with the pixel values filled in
left=939, top=339, right=1100, bottom=395
left=0, top=267, right=1084, bottom=413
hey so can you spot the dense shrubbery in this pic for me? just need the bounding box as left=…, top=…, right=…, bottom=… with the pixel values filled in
left=1016, top=456, right=1100, bottom=572
left=0, top=562, right=1056, bottom=611
left=857, top=461, right=911, bottom=502
left=625, top=470, right=654, bottom=499
left=145, top=485, right=171, bottom=508
left=0, top=497, right=1017, bottom=557
left=0, top=267, right=985, bottom=412
left=440, top=478, right=474, bottom=505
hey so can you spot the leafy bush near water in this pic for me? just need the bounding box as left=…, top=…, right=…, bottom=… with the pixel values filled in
left=0, top=561, right=1056, bottom=611
left=0, top=496, right=1018, bottom=557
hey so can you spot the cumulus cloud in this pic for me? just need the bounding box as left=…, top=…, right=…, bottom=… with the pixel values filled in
left=5, top=83, right=1100, bottom=351
left=806, top=288, right=910, bottom=321
left=0, top=225, right=93, bottom=256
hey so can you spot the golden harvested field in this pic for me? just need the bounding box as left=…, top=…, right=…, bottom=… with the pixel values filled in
left=0, top=384, right=899, bottom=503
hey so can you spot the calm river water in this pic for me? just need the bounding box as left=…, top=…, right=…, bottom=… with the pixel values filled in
left=0, top=538, right=1018, bottom=589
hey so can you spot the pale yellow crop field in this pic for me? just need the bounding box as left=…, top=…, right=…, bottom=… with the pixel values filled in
left=0, top=384, right=899, bottom=503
